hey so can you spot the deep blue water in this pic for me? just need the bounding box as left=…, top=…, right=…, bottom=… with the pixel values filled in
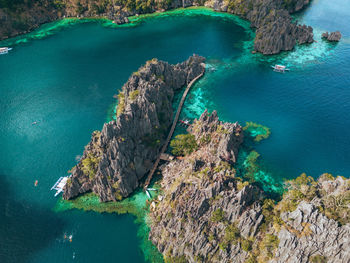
left=0, top=1, right=349, bottom=262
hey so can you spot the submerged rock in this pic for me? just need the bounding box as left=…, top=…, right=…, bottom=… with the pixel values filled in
left=322, top=31, right=342, bottom=42
left=63, top=55, right=205, bottom=201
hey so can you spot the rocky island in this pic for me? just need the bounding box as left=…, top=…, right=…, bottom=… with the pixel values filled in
left=0, top=0, right=317, bottom=54
left=149, top=111, right=350, bottom=263
left=61, top=56, right=350, bottom=262
left=322, top=31, right=342, bottom=42
left=63, top=55, right=205, bottom=201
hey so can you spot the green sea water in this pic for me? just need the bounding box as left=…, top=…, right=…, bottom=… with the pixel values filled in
left=1, top=2, right=350, bottom=262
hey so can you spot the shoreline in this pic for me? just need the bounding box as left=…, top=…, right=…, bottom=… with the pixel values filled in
left=0, top=7, right=253, bottom=47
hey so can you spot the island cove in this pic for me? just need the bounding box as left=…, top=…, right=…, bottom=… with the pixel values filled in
left=1, top=0, right=316, bottom=55
left=58, top=56, right=350, bottom=263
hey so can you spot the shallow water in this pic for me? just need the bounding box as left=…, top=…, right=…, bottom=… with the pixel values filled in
left=0, top=2, right=349, bottom=262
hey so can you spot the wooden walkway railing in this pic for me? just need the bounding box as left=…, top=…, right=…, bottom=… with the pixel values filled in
left=143, top=67, right=205, bottom=190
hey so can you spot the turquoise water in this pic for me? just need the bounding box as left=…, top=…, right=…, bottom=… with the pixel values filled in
left=0, top=2, right=349, bottom=262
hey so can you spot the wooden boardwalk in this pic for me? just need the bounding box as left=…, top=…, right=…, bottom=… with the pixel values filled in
left=143, top=68, right=205, bottom=190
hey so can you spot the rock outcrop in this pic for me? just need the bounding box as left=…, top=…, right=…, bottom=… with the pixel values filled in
left=322, top=31, right=342, bottom=42
left=63, top=55, right=205, bottom=201
left=149, top=111, right=266, bottom=262
left=271, top=175, right=350, bottom=263
left=149, top=124, right=350, bottom=263
left=207, top=0, right=314, bottom=54
left=1, top=0, right=316, bottom=55
left=272, top=202, right=350, bottom=263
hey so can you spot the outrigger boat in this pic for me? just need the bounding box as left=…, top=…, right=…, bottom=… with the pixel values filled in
left=271, top=64, right=290, bottom=73
left=51, top=176, right=70, bottom=197
left=0, top=47, right=12, bottom=55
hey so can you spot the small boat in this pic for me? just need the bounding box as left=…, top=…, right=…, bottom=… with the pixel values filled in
left=271, top=64, right=290, bottom=73
left=146, top=190, right=151, bottom=198
left=147, top=188, right=157, bottom=191
left=32, top=121, right=39, bottom=125
left=0, top=47, right=12, bottom=55
left=34, top=180, right=38, bottom=187
left=69, top=235, right=73, bottom=242
left=51, top=176, right=70, bottom=197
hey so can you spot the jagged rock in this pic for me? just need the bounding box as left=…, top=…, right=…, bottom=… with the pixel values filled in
left=63, top=55, right=205, bottom=201
left=1, top=0, right=316, bottom=55
left=322, top=31, right=342, bottom=42
left=271, top=201, right=350, bottom=263
left=149, top=111, right=264, bottom=262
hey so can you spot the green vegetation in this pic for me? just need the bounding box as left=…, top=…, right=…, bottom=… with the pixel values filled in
left=243, top=122, right=271, bottom=142
left=216, top=124, right=229, bottom=134
left=164, top=255, right=188, bottom=263
left=211, top=208, right=225, bottom=223
left=170, top=134, right=198, bottom=156
left=310, top=255, right=327, bottom=263
left=112, top=181, right=123, bottom=201
left=116, top=91, right=126, bottom=117
left=66, top=178, right=72, bottom=186
left=241, top=238, right=252, bottom=252
left=199, top=134, right=211, bottom=145
left=282, top=0, right=296, bottom=10
left=219, top=223, right=240, bottom=249
left=243, top=150, right=260, bottom=182
left=278, top=173, right=318, bottom=213
left=257, top=234, right=279, bottom=261
left=81, top=153, right=100, bottom=179
left=128, top=89, right=140, bottom=101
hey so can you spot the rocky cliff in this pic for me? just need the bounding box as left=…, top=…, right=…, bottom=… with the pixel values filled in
left=149, top=112, right=350, bottom=262
left=149, top=110, right=265, bottom=262
left=209, top=0, right=314, bottom=54
left=1, top=0, right=315, bottom=55
left=63, top=55, right=205, bottom=201
left=271, top=175, right=350, bottom=263
left=322, top=31, right=342, bottom=42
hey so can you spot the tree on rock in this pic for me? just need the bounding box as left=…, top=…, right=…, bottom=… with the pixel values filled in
left=170, top=134, right=198, bottom=156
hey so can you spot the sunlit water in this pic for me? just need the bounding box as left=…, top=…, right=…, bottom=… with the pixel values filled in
left=0, top=1, right=349, bottom=262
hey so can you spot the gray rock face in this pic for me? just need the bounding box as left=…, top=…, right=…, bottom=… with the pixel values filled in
left=271, top=201, right=350, bottom=263
left=2, top=0, right=315, bottom=55
left=149, top=111, right=265, bottom=262
left=322, top=31, right=342, bottom=42
left=63, top=55, right=205, bottom=201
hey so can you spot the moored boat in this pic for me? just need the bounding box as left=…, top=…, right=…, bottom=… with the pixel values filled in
left=51, top=176, right=70, bottom=197
left=271, top=64, right=290, bottom=73
left=0, top=47, right=12, bottom=55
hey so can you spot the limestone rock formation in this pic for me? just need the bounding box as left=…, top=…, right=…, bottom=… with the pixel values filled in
left=63, top=55, right=205, bottom=201
left=271, top=175, right=350, bottom=263
left=0, top=0, right=315, bottom=55
left=149, top=111, right=266, bottom=262
left=272, top=202, right=350, bottom=263
left=149, top=128, right=350, bottom=263
left=207, top=0, right=314, bottom=54
left=322, top=31, right=342, bottom=42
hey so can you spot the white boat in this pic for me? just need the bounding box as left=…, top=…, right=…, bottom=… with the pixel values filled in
left=272, top=64, right=290, bottom=73
left=51, top=176, right=70, bottom=197
left=0, top=47, right=12, bottom=55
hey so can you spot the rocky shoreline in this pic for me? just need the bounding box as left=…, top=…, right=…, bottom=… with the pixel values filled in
left=62, top=55, right=350, bottom=262
left=63, top=55, right=205, bottom=201
left=1, top=0, right=317, bottom=55
left=149, top=110, right=350, bottom=263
